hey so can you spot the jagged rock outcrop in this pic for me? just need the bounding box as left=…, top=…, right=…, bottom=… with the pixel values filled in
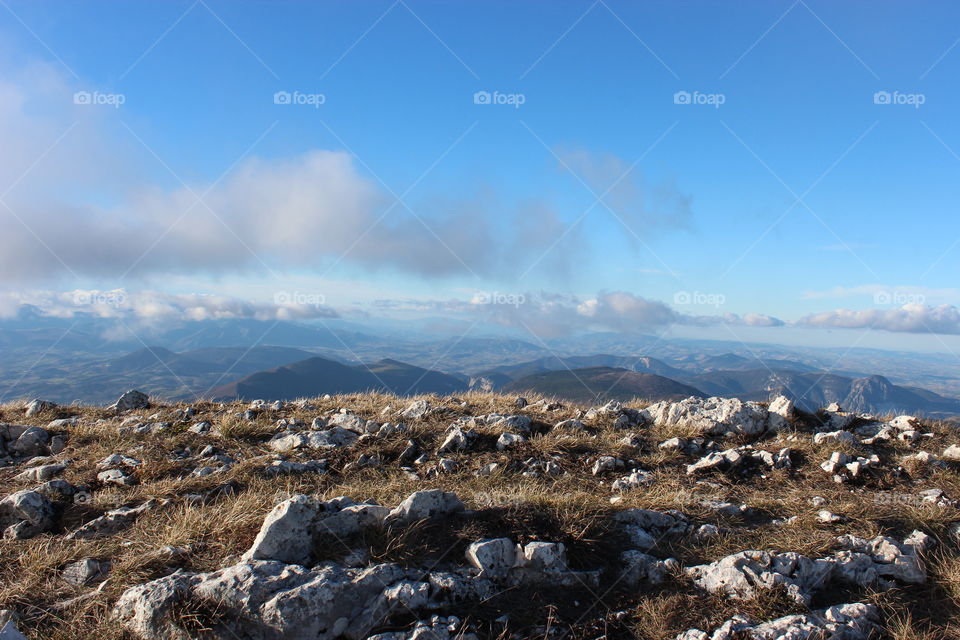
left=642, top=396, right=779, bottom=437
left=687, top=532, right=928, bottom=605
left=676, top=602, right=878, bottom=640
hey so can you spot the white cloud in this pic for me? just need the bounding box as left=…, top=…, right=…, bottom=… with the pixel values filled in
left=1, top=289, right=338, bottom=323
left=371, top=290, right=785, bottom=337
left=800, top=303, right=960, bottom=334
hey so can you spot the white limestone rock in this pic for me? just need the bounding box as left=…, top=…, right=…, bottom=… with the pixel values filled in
left=465, top=538, right=518, bottom=577
left=386, top=489, right=464, bottom=525
left=643, top=396, right=771, bottom=437
left=111, top=390, right=150, bottom=412
left=0, top=489, right=55, bottom=539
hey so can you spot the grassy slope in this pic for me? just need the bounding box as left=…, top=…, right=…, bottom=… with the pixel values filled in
left=0, top=392, right=959, bottom=639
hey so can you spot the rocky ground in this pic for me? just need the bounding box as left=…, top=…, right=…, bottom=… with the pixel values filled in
left=1, top=391, right=960, bottom=639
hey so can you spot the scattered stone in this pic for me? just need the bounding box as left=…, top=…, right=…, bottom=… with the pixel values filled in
left=7, top=426, right=50, bottom=457
left=98, top=469, right=135, bottom=486
left=437, top=458, right=458, bottom=474
left=189, top=421, right=212, bottom=435
left=48, top=434, right=68, bottom=454
left=67, top=501, right=156, bottom=540
left=263, top=459, right=328, bottom=476
left=98, top=454, right=142, bottom=469
left=612, top=470, right=654, bottom=492
left=489, top=415, right=532, bottom=434
left=114, top=559, right=421, bottom=640
left=14, top=463, right=66, bottom=482
left=477, top=462, right=498, bottom=476
left=591, top=456, right=623, bottom=475
left=818, top=510, right=844, bottom=523
left=62, top=558, right=111, bottom=586
left=820, top=451, right=880, bottom=483
left=686, top=446, right=790, bottom=475
left=813, top=430, right=859, bottom=446
left=766, top=395, right=794, bottom=431
left=400, top=399, right=433, bottom=421
left=437, top=426, right=476, bottom=455
left=554, top=418, right=585, bottom=431
left=268, top=427, right=360, bottom=452
left=496, top=432, right=525, bottom=451
left=677, top=602, right=878, bottom=640
left=942, top=444, right=960, bottom=461
left=619, top=550, right=673, bottom=586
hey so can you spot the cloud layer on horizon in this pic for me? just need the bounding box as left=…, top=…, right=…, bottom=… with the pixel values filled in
left=800, top=303, right=960, bottom=335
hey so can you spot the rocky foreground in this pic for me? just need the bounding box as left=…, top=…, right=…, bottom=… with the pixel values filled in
left=1, top=391, right=960, bottom=639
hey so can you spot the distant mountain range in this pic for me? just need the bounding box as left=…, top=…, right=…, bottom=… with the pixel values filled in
left=502, top=367, right=705, bottom=404
left=477, top=354, right=688, bottom=380
left=1, top=310, right=958, bottom=416
left=208, top=357, right=467, bottom=401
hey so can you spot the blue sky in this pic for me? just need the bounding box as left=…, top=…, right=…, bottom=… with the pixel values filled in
left=2, top=0, right=960, bottom=351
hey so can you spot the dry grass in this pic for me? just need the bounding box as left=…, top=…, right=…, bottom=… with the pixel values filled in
left=1, top=392, right=960, bottom=639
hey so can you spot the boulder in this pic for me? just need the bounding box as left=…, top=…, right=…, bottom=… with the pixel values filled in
left=0, top=490, right=55, bottom=539
left=243, top=495, right=323, bottom=565
left=466, top=538, right=518, bottom=577
left=244, top=495, right=409, bottom=565
left=111, top=390, right=150, bottom=412
left=387, top=490, right=464, bottom=525
left=8, top=426, right=50, bottom=457
left=24, top=399, right=57, bottom=417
